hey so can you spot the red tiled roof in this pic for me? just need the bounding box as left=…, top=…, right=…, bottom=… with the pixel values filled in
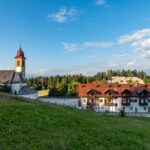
left=78, top=83, right=150, bottom=97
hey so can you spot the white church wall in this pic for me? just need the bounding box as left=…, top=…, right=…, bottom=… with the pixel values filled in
left=15, top=67, right=23, bottom=73
left=11, top=83, right=21, bottom=94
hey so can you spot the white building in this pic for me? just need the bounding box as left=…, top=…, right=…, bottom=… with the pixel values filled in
left=0, top=47, right=38, bottom=99
left=78, top=83, right=150, bottom=113
left=110, top=76, right=145, bottom=84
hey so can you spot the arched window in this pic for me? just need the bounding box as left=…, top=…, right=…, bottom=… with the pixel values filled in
left=17, top=61, right=20, bottom=66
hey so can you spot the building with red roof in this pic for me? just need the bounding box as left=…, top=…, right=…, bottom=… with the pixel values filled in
left=78, top=83, right=150, bottom=113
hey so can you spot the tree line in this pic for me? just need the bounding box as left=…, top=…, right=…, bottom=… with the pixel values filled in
left=26, top=70, right=150, bottom=97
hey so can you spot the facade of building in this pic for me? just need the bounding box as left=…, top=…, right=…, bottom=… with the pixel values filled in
left=110, top=76, right=145, bottom=84
left=78, top=83, right=150, bottom=113
left=0, top=47, right=38, bottom=99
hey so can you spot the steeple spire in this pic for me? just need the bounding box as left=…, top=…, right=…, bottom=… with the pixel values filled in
left=19, top=41, right=22, bottom=49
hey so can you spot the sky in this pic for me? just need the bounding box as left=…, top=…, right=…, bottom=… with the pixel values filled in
left=0, top=0, right=150, bottom=76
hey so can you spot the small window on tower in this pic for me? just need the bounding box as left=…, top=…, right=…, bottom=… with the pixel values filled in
left=17, top=61, right=20, bottom=66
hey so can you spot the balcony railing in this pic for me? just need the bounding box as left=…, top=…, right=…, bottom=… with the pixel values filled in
left=139, top=99, right=148, bottom=106
left=104, top=103, right=117, bottom=106
left=121, top=102, right=130, bottom=106
left=139, top=102, right=148, bottom=106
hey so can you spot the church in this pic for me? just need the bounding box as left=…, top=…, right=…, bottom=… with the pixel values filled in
left=0, top=47, right=38, bottom=99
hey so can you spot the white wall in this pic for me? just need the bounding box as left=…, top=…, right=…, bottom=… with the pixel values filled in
left=19, top=93, right=38, bottom=100
left=11, top=83, right=21, bottom=94
left=15, top=67, right=23, bottom=73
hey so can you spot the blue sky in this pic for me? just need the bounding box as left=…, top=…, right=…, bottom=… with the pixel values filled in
left=0, top=0, right=150, bottom=76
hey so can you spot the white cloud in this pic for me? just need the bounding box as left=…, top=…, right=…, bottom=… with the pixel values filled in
left=27, top=69, right=49, bottom=76
left=62, top=43, right=81, bottom=52
left=118, top=28, right=150, bottom=58
left=95, top=0, right=106, bottom=6
left=63, top=28, right=150, bottom=58
left=83, top=41, right=113, bottom=48
left=127, top=61, right=135, bottom=66
left=62, top=41, right=113, bottom=52
left=48, top=7, right=81, bottom=23
left=107, top=61, right=118, bottom=68
left=118, top=28, right=150, bottom=44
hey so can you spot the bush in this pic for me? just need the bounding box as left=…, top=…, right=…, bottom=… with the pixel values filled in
left=120, top=109, right=126, bottom=117
left=0, top=85, right=11, bottom=93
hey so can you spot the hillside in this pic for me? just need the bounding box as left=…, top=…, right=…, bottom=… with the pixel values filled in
left=0, top=94, right=150, bottom=150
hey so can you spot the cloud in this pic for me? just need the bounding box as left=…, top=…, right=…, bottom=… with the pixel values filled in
left=62, top=43, right=81, bottom=52
left=83, top=41, right=114, bottom=48
left=48, top=7, right=81, bottom=23
left=127, top=61, right=135, bottom=66
left=118, top=28, right=150, bottom=58
left=118, top=28, right=150, bottom=44
left=107, top=61, right=118, bottom=68
left=62, top=41, right=113, bottom=52
left=63, top=28, right=150, bottom=57
left=95, top=0, right=106, bottom=6
left=27, top=69, right=49, bottom=76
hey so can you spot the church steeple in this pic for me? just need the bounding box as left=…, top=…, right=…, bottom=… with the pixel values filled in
left=15, top=46, right=26, bottom=78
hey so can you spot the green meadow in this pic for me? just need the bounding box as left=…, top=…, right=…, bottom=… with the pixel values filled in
left=0, top=94, right=150, bottom=150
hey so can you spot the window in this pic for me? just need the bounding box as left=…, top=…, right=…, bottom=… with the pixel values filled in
left=122, top=99, right=126, bottom=103
left=83, top=99, right=87, bottom=103
left=96, top=99, right=99, bottom=103
left=99, top=99, right=103, bottom=103
left=127, top=99, right=130, bottom=103
left=95, top=103, right=99, bottom=106
left=144, top=107, right=147, bottom=110
left=130, top=107, right=133, bottom=110
left=17, top=61, right=20, bottom=66
left=131, top=99, right=137, bottom=103
left=148, top=99, right=150, bottom=102
left=89, top=100, right=92, bottom=103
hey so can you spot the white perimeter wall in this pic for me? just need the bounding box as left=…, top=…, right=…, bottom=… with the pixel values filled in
left=19, top=93, right=38, bottom=100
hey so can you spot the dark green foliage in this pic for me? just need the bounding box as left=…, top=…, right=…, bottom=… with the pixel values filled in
left=26, top=70, right=150, bottom=97
left=0, top=95, right=150, bottom=150
left=120, top=109, right=126, bottom=117
left=0, top=85, right=11, bottom=93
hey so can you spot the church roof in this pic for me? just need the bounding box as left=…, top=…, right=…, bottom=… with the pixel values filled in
left=0, top=70, right=25, bottom=84
left=0, top=70, right=14, bottom=84
left=18, top=86, right=37, bottom=95
left=15, top=47, right=25, bottom=58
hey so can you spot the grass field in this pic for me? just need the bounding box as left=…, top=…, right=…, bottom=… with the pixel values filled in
left=0, top=94, right=150, bottom=150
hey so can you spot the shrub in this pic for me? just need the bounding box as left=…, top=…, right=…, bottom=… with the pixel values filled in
left=120, top=109, right=126, bottom=117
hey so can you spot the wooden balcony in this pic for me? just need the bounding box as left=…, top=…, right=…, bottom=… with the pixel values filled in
left=139, top=102, right=148, bottom=106
left=104, top=103, right=117, bottom=106
left=121, top=102, right=130, bottom=106
left=139, top=99, right=148, bottom=106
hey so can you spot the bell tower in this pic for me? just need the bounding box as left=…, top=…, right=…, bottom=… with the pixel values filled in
left=15, top=46, right=26, bottom=78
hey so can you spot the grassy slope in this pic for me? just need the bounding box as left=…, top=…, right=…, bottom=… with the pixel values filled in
left=0, top=94, right=150, bottom=150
